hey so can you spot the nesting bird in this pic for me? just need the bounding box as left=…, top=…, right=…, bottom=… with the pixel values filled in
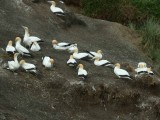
left=135, top=62, right=148, bottom=75
left=15, top=37, right=32, bottom=57
left=48, top=1, right=64, bottom=16
left=52, top=40, right=76, bottom=50
left=73, top=48, right=92, bottom=61
left=22, top=26, right=43, bottom=47
left=6, top=40, right=16, bottom=55
left=30, top=41, right=41, bottom=52
left=85, top=50, right=103, bottom=59
left=42, top=56, right=54, bottom=68
left=77, top=64, right=87, bottom=79
left=67, top=55, right=77, bottom=67
left=67, top=44, right=78, bottom=53
left=20, top=60, right=37, bottom=74
left=7, top=53, right=20, bottom=71
left=147, top=67, right=154, bottom=75
left=114, top=63, right=132, bottom=79
left=94, top=57, right=113, bottom=67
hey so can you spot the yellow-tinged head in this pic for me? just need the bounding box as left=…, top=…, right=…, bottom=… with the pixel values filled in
left=77, top=64, right=84, bottom=69
left=48, top=1, right=56, bottom=5
left=20, top=60, right=26, bottom=65
left=52, top=40, right=58, bottom=45
left=97, top=50, right=102, bottom=54
left=15, top=37, right=21, bottom=42
left=22, top=26, right=28, bottom=31
left=115, top=63, right=120, bottom=68
left=50, top=58, right=54, bottom=64
left=8, top=40, right=13, bottom=45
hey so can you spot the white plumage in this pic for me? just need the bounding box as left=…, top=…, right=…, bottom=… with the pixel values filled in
left=114, top=63, right=131, bottom=79
left=77, top=64, right=87, bottom=79
left=30, top=41, right=41, bottom=52
left=15, top=37, right=32, bottom=57
left=22, top=26, right=43, bottom=47
left=135, top=62, right=148, bottom=75
left=20, top=60, right=37, bottom=73
left=7, top=53, right=20, bottom=71
left=48, top=1, right=64, bottom=16
left=85, top=50, right=103, bottom=59
left=94, top=58, right=112, bottom=67
left=52, top=40, right=75, bottom=50
left=147, top=67, right=154, bottom=75
left=73, top=48, right=91, bottom=60
left=6, top=40, right=16, bottom=55
left=67, top=55, right=77, bottom=67
left=67, top=44, right=78, bottom=53
left=42, top=56, right=54, bottom=68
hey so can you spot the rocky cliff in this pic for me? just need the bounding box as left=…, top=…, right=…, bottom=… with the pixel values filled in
left=0, top=0, right=160, bottom=120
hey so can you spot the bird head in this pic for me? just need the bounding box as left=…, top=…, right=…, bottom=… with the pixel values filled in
left=52, top=40, right=58, bottom=45
left=15, top=37, right=21, bottom=42
left=97, top=50, right=102, bottom=54
left=48, top=1, right=56, bottom=5
left=20, top=60, right=25, bottom=65
left=115, top=63, right=120, bottom=68
left=8, top=40, right=13, bottom=45
left=14, top=53, right=20, bottom=58
left=77, top=64, right=84, bottom=69
left=22, top=26, right=28, bottom=31
left=50, top=59, right=54, bottom=64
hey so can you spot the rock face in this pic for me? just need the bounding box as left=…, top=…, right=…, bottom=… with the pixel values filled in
left=0, top=0, right=160, bottom=120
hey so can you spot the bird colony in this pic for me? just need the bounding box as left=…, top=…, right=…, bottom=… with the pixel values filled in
left=4, top=1, right=154, bottom=80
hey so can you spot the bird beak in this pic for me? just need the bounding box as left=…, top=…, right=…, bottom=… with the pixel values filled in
left=48, top=1, right=52, bottom=4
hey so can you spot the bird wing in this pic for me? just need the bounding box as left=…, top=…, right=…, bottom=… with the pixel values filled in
left=16, top=45, right=30, bottom=53
left=58, top=42, right=71, bottom=47
left=115, top=68, right=129, bottom=76
left=6, top=46, right=16, bottom=52
left=23, top=63, right=36, bottom=70
left=51, top=6, right=64, bottom=13
left=30, top=42, right=41, bottom=51
left=29, top=36, right=41, bottom=42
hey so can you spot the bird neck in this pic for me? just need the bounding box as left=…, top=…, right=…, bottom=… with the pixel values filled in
left=24, top=29, right=30, bottom=37
left=14, top=55, right=18, bottom=63
left=51, top=4, right=56, bottom=7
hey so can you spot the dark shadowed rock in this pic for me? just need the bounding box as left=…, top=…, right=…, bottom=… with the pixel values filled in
left=0, top=0, right=160, bottom=120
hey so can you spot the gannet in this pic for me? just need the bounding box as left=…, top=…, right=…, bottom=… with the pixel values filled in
left=114, top=63, right=132, bottom=79
left=52, top=40, right=76, bottom=50
left=67, top=44, right=78, bottom=53
left=85, top=50, right=103, bottom=59
left=147, top=67, right=154, bottom=75
left=94, top=57, right=113, bottom=67
left=42, top=56, right=54, bottom=68
left=77, top=64, right=87, bottom=79
left=7, top=53, right=20, bottom=71
left=6, top=40, right=16, bottom=55
left=135, top=62, right=148, bottom=75
left=15, top=37, right=32, bottom=57
left=20, top=60, right=37, bottom=74
left=67, top=55, right=77, bottom=67
left=22, top=26, right=43, bottom=47
left=48, top=1, right=65, bottom=16
left=73, top=48, right=92, bottom=61
left=30, top=41, right=41, bottom=52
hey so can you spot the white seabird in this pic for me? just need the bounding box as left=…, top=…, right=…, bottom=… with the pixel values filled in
left=114, top=63, right=132, bottom=79
left=52, top=40, right=76, bottom=50
left=48, top=1, right=65, bottom=16
left=147, top=67, right=154, bottom=75
left=22, top=26, right=43, bottom=47
left=67, top=55, right=77, bottom=67
left=67, top=44, right=78, bottom=53
left=94, top=57, right=113, bottom=67
left=20, top=60, right=37, bottom=74
left=85, top=50, right=103, bottom=59
left=42, top=56, right=54, bottom=68
left=7, top=53, right=20, bottom=71
left=15, top=37, right=32, bottom=57
left=77, top=64, right=87, bottom=79
left=135, top=62, right=148, bottom=75
left=6, top=40, right=16, bottom=55
left=30, top=41, right=41, bottom=52
left=73, top=48, right=91, bottom=61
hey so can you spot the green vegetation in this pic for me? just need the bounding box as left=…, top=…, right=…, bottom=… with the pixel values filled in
left=81, top=0, right=160, bottom=62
